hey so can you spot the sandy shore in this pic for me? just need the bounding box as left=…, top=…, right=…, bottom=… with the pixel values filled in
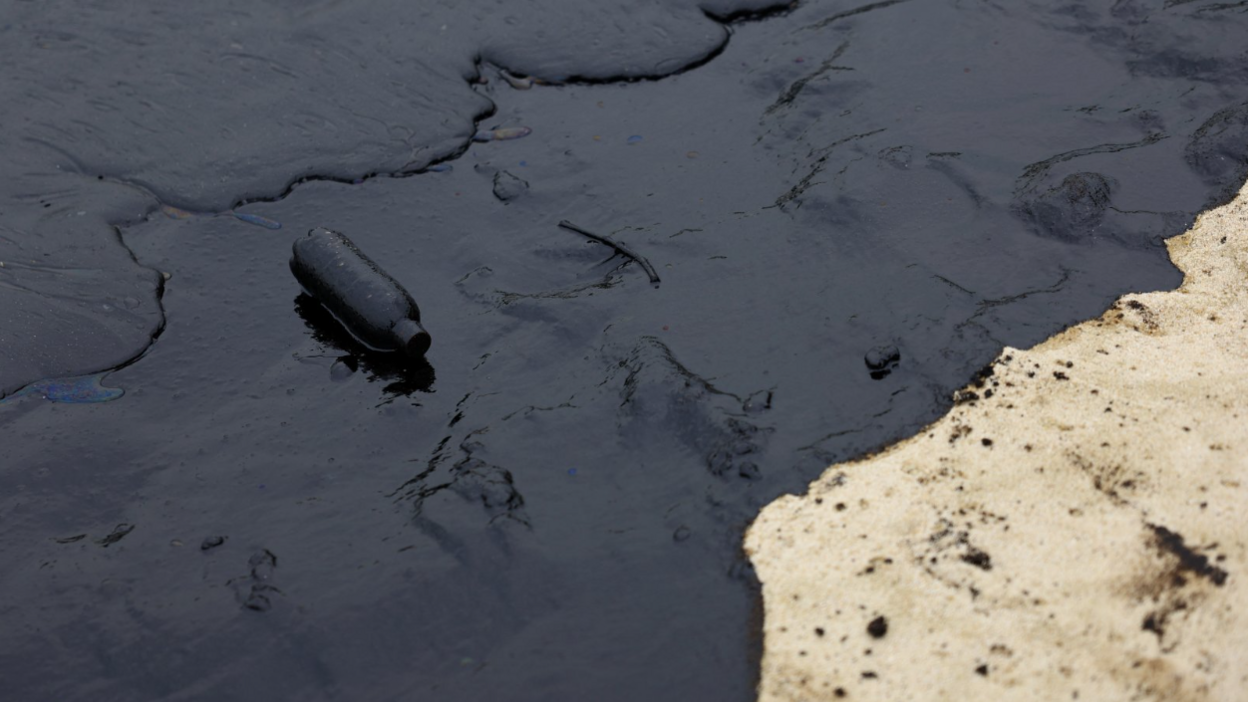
left=746, top=182, right=1248, bottom=701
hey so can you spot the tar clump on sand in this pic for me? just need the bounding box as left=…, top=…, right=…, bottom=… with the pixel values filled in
left=290, top=228, right=431, bottom=359
left=866, top=615, right=888, bottom=639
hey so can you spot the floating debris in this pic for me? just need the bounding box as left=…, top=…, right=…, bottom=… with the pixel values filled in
left=95, top=523, right=135, bottom=547
left=231, top=211, right=283, bottom=230
left=557, top=220, right=661, bottom=286
left=500, top=69, right=534, bottom=90
left=291, top=228, right=432, bottom=358
left=473, top=126, right=532, bottom=143
left=864, top=345, right=901, bottom=380
left=201, top=535, right=227, bottom=551
left=492, top=171, right=529, bottom=203
left=2, top=373, right=124, bottom=405
left=425, top=163, right=454, bottom=173
left=627, top=135, right=643, bottom=145
left=233, top=549, right=282, bottom=612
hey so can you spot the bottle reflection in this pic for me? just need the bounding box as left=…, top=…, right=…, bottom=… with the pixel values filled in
left=294, top=294, right=435, bottom=396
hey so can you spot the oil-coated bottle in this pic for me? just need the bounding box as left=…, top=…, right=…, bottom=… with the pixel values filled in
left=290, top=227, right=431, bottom=358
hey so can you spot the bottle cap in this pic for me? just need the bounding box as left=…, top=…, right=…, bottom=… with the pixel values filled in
left=393, top=318, right=432, bottom=358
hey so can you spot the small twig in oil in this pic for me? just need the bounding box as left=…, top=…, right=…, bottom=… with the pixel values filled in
left=558, top=220, right=661, bottom=285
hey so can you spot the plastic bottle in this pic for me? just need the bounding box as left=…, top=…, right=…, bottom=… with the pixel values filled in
left=290, top=228, right=431, bottom=358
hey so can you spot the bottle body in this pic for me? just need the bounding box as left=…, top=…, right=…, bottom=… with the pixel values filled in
left=290, top=228, right=431, bottom=358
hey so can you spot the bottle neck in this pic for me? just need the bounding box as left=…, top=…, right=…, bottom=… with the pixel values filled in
left=392, top=318, right=432, bottom=358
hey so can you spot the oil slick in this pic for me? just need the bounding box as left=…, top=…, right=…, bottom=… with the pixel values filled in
left=1, top=373, right=124, bottom=405
left=230, top=211, right=283, bottom=230
left=160, top=204, right=198, bottom=220
left=473, top=126, right=533, bottom=142
left=160, top=205, right=281, bottom=230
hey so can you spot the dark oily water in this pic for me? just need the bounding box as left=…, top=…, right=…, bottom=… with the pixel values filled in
left=0, top=0, right=778, bottom=397
left=3, top=1, right=1248, bottom=700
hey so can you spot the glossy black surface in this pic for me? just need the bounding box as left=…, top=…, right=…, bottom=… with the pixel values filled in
left=3, top=1, right=1248, bottom=700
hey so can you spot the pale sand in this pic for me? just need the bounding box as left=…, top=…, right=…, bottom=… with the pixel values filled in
left=745, top=181, right=1248, bottom=702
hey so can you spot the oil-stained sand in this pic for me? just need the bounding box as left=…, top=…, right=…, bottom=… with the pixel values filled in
left=746, top=180, right=1248, bottom=701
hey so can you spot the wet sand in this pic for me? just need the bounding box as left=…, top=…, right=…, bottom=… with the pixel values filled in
left=747, top=181, right=1248, bottom=701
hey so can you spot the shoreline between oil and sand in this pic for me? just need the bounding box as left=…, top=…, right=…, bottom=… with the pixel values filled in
left=746, top=181, right=1248, bottom=701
